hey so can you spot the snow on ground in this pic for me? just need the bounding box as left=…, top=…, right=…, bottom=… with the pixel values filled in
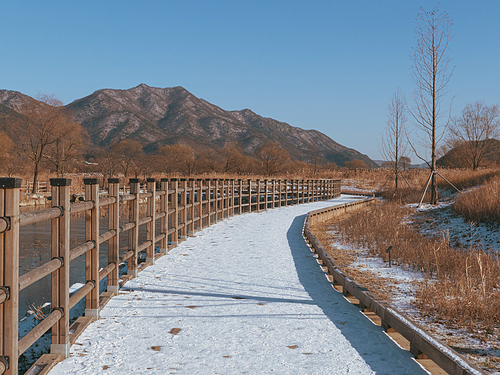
left=50, top=196, right=427, bottom=375
left=407, top=202, right=500, bottom=252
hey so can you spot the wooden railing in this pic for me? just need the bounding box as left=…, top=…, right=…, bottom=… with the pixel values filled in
left=303, top=199, right=486, bottom=375
left=0, top=177, right=341, bottom=374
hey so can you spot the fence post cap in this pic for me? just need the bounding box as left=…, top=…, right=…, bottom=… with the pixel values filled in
left=129, top=178, right=141, bottom=184
left=146, top=178, right=156, bottom=183
left=83, top=178, right=99, bottom=185
left=160, top=178, right=169, bottom=182
left=50, top=178, right=72, bottom=187
left=107, top=178, right=120, bottom=184
left=0, top=177, right=22, bottom=189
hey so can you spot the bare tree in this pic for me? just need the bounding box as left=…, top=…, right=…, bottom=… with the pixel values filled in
left=255, top=143, right=290, bottom=176
left=44, top=119, right=87, bottom=176
left=307, top=144, right=322, bottom=175
left=94, top=148, right=121, bottom=181
left=13, top=94, right=84, bottom=192
left=112, top=140, right=144, bottom=178
left=221, top=143, right=246, bottom=173
left=411, top=6, right=454, bottom=204
left=0, top=132, right=21, bottom=177
left=380, top=89, right=409, bottom=188
left=159, top=144, right=198, bottom=176
left=448, top=101, right=499, bottom=170
left=399, top=156, right=411, bottom=171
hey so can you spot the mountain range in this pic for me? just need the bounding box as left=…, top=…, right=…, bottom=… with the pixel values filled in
left=0, top=84, right=378, bottom=168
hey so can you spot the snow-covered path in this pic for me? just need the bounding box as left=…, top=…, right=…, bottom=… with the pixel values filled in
left=50, top=196, right=426, bottom=375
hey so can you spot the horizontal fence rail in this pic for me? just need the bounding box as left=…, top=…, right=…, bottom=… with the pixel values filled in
left=303, top=199, right=486, bottom=375
left=0, top=177, right=341, bottom=375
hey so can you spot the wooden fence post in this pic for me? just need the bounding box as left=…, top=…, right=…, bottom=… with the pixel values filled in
left=255, top=179, right=261, bottom=212
left=107, top=178, right=120, bottom=294
left=127, top=178, right=140, bottom=278
left=50, top=178, right=71, bottom=358
left=246, top=179, right=252, bottom=212
left=84, top=178, right=100, bottom=319
left=221, top=179, right=226, bottom=219
left=160, top=178, right=169, bottom=253
left=0, top=178, right=21, bottom=375
left=205, top=179, right=211, bottom=227
left=263, top=179, right=268, bottom=210
left=237, top=179, right=242, bottom=214
left=284, top=180, right=289, bottom=206
left=213, top=179, right=219, bottom=222
left=188, top=179, right=195, bottom=235
left=180, top=179, right=187, bottom=239
left=170, top=179, right=179, bottom=246
left=224, top=179, right=229, bottom=217
left=146, top=178, right=156, bottom=264
left=229, top=179, right=234, bottom=216
left=196, top=179, right=203, bottom=230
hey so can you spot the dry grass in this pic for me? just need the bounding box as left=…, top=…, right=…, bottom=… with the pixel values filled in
left=27, top=301, right=47, bottom=321
left=339, top=167, right=500, bottom=200
left=453, top=176, right=500, bottom=224
left=310, top=219, right=394, bottom=301
left=324, top=201, right=500, bottom=330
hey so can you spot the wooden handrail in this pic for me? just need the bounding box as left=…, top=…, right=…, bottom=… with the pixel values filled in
left=19, top=207, right=62, bottom=226
left=19, top=257, right=63, bottom=291
left=70, top=241, right=95, bottom=261
left=99, top=263, right=116, bottom=281
left=71, top=201, right=94, bottom=214
left=69, top=281, right=94, bottom=309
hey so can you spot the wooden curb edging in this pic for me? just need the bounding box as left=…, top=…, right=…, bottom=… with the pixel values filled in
left=303, top=197, right=486, bottom=375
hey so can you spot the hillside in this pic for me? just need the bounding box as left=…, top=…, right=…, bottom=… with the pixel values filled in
left=437, top=139, right=500, bottom=169
left=0, top=85, right=378, bottom=168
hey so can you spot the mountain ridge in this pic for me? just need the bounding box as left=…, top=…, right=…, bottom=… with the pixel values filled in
left=0, top=84, right=378, bottom=168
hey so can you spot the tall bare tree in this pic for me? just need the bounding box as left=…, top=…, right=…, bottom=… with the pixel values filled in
left=159, top=144, right=198, bottom=176
left=381, top=89, right=409, bottom=188
left=448, top=101, right=499, bottom=170
left=13, top=94, right=84, bottom=192
left=44, top=119, right=87, bottom=176
left=255, top=143, right=290, bottom=176
left=221, top=143, right=246, bottom=173
left=411, top=6, right=453, bottom=204
left=112, top=140, right=144, bottom=178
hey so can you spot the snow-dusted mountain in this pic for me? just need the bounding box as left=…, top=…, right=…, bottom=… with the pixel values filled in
left=0, top=84, right=377, bottom=167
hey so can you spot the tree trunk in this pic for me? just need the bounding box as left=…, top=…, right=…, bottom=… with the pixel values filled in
left=32, top=164, right=39, bottom=194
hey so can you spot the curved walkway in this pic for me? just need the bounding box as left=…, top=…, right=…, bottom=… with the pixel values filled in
left=50, top=196, right=427, bottom=374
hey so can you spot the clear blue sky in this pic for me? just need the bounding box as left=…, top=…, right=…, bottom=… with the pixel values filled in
left=1, top=1, right=499, bottom=161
